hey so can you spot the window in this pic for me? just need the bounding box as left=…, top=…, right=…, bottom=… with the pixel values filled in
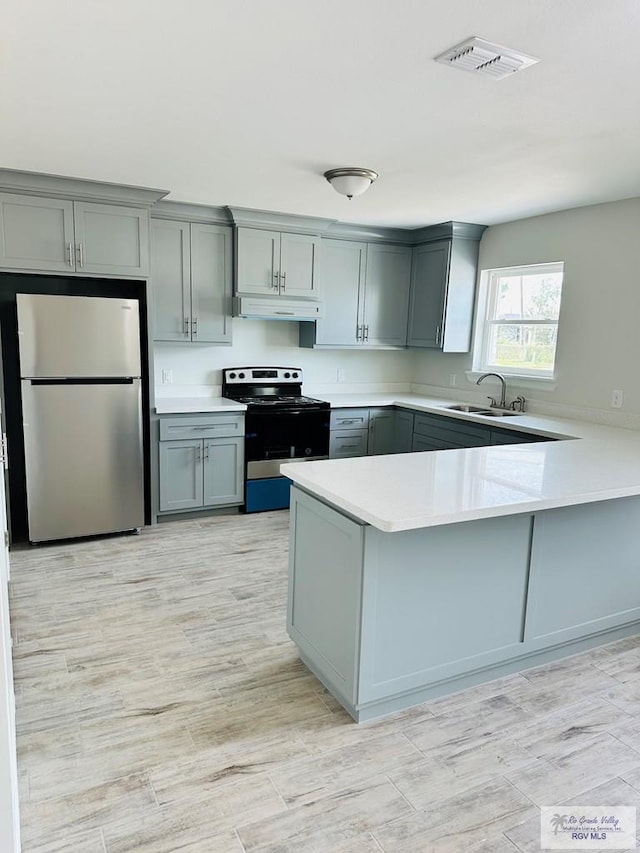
left=474, top=262, right=564, bottom=378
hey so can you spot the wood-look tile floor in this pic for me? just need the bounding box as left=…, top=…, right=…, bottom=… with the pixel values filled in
left=9, top=510, right=640, bottom=852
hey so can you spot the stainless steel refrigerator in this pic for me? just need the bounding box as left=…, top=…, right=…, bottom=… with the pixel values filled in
left=17, top=293, right=144, bottom=543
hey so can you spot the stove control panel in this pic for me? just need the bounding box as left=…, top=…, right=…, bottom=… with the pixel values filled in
left=223, top=367, right=302, bottom=384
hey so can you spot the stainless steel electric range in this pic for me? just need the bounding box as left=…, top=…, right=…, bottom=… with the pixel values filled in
left=222, top=367, right=330, bottom=513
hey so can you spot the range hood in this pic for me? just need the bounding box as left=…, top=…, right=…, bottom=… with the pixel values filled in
left=233, top=296, right=324, bottom=322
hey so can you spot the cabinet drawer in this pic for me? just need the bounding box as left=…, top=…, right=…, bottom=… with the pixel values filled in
left=160, top=414, right=244, bottom=441
left=413, top=412, right=491, bottom=447
left=330, top=409, right=370, bottom=430
left=330, top=428, right=369, bottom=458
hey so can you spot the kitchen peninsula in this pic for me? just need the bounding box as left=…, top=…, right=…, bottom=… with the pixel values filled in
left=284, top=424, right=640, bottom=721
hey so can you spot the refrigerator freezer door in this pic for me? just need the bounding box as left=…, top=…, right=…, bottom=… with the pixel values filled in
left=17, top=293, right=141, bottom=378
left=21, top=379, right=144, bottom=542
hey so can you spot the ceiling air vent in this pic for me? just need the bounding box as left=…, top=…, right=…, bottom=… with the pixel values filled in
left=435, top=37, right=539, bottom=80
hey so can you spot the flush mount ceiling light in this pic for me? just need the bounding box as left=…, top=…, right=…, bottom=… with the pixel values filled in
left=435, top=36, right=539, bottom=80
left=323, top=167, right=378, bottom=199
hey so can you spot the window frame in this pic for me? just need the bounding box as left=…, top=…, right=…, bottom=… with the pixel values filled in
left=473, top=261, right=564, bottom=380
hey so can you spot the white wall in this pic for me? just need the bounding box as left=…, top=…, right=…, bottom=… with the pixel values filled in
left=412, top=197, right=640, bottom=414
left=155, top=318, right=413, bottom=396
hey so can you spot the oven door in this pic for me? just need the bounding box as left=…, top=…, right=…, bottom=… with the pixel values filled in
left=245, top=409, right=330, bottom=480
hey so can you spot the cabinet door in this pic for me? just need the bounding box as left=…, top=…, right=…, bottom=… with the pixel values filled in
left=236, top=227, right=280, bottom=294
left=280, top=232, right=319, bottom=297
left=151, top=219, right=191, bottom=342
left=313, top=239, right=365, bottom=347
left=407, top=241, right=450, bottom=348
left=368, top=409, right=396, bottom=455
left=491, top=429, right=550, bottom=445
left=0, top=193, right=75, bottom=272
left=395, top=410, right=415, bottom=453
left=363, top=244, right=412, bottom=347
left=412, top=434, right=457, bottom=452
left=330, top=428, right=369, bottom=459
left=191, top=223, right=232, bottom=344
left=159, top=439, right=203, bottom=511
left=202, top=437, right=244, bottom=506
left=74, top=202, right=149, bottom=277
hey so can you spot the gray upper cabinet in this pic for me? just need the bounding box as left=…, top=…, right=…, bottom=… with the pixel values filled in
left=151, top=219, right=190, bottom=341
left=190, top=224, right=232, bottom=343
left=73, top=202, right=149, bottom=277
left=151, top=218, right=232, bottom=344
left=0, top=193, right=75, bottom=272
left=0, top=193, right=150, bottom=277
left=236, top=227, right=320, bottom=299
left=364, top=244, right=412, bottom=347
left=300, top=239, right=411, bottom=349
left=407, top=224, right=486, bottom=352
left=310, top=239, right=365, bottom=347
left=407, top=241, right=450, bottom=348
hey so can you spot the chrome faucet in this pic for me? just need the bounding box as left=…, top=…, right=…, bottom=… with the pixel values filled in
left=476, top=372, right=507, bottom=409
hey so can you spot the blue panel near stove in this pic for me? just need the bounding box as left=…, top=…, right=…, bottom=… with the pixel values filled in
left=245, top=477, right=292, bottom=513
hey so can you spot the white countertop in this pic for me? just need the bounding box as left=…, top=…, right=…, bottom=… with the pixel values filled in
left=282, top=397, right=640, bottom=532
left=155, top=397, right=246, bottom=414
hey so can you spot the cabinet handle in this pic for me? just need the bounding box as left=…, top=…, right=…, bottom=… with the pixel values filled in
left=435, top=324, right=441, bottom=345
left=184, top=316, right=190, bottom=336
left=281, top=271, right=286, bottom=291
left=67, top=242, right=74, bottom=267
left=340, top=441, right=360, bottom=448
left=273, top=272, right=279, bottom=289
left=196, top=445, right=201, bottom=462
left=76, top=242, right=84, bottom=268
left=340, top=419, right=356, bottom=425
left=192, top=316, right=198, bottom=337
left=274, top=311, right=295, bottom=316
left=204, top=443, right=209, bottom=459
left=356, top=325, right=361, bottom=341
left=364, top=325, right=369, bottom=341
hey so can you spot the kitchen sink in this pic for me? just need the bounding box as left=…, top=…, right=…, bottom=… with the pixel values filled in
left=445, top=404, right=519, bottom=418
left=446, top=404, right=493, bottom=414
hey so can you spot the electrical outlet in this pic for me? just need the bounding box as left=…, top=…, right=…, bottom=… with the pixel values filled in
left=611, top=389, right=623, bottom=408
left=161, top=369, right=173, bottom=385
left=337, top=368, right=346, bottom=383
left=449, top=373, right=457, bottom=387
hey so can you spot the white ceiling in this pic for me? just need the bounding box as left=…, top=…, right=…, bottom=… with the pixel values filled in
left=3, top=0, right=640, bottom=227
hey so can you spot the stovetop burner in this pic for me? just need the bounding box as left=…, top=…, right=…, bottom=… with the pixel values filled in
left=231, top=394, right=326, bottom=408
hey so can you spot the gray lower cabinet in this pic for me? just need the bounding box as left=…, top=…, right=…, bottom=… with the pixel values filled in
left=412, top=411, right=492, bottom=451
left=151, top=218, right=232, bottom=343
left=299, top=239, right=411, bottom=349
left=289, top=487, right=640, bottom=721
left=0, top=193, right=150, bottom=276
left=330, top=428, right=369, bottom=459
left=329, top=408, right=370, bottom=459
left=330, top=407, right=554, bottom=460
left=395, top=410, right=414, bottom=452
left=407, top=224, right=486, bottom=352
left=159, top=439, right=203, bottom=511
left=491, top=428, right=552, bottom=445
left=368, top=408, right=396, bottom=455
left=158, top=414, right=244, bottom=513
